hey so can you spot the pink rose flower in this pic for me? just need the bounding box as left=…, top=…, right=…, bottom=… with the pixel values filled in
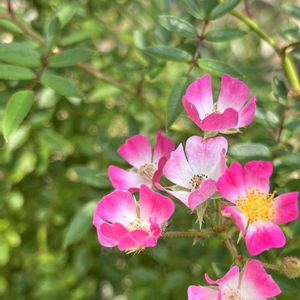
left=157, top=136, right=227, bottom=210
left=93, top=184, right=174, bottom=252
left=183, top=74, right=256, bottom=132
left=217, top=160, right=299, bottom=256
left=188, top=259, right=281, bottom=300
left=108, top=132, right=174, bottom=191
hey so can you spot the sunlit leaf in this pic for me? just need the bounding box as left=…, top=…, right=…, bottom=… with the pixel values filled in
left=0, top=43, right=40, bottom=67
left=0, top=64, right=35, bottom=80
left=142, top=46, right=192, bottom=62
left=3, top=90, right=34, bottom=141
left=48, top=48, right=94, bottom=68
left=73, top=166, right=111, bottom=188
left=197, top=58, right=242, bottom=78
left=63, top=201, right=97, bottom=248
left=230, top=143, right=271, bottom=158
left=41, top=73, right=83, bottom=98
left=205, top=28, right=246, bottom=42
left=166, top=78, right=190, bottom=128
left=158, top=15, right=197, bottom=38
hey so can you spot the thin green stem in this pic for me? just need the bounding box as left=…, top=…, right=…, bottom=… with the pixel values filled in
left=77, top=63, right=164, bottom=124
left=228, top=7, right=300, bottom=95
left=224, top=238, right=239, bottom=261
left=230, top=9, right=280, bottom=53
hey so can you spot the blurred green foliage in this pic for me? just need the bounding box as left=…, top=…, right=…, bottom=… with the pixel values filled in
left=0, top=0, right=300, bottom=299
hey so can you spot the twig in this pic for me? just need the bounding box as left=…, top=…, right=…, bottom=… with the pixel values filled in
left=187, top=20, right=209, bottom=75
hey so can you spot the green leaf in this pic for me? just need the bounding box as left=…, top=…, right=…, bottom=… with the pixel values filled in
left=0, top=43, right=40, bottom=67
left=57, top=4, right=78, bottom=28
left=62, top=28, right=99, bottom=46
left=142, top=46, right=192, bottom=62
left=38, top=129, right=74, bottom=156
left=73, top=165, right=111, bottom=189
left=283, top=4, right=300, bottom=20
left=48, top=48, right=94, bottom=68
left=158, top=15, right=197, bottom=38
left=0, top=64, right=35, bottom=80
left=166, top=78, right=190, bottom=128
left=46, top=17, right=61, bottom=50
left=63, top=201, right=97, bottom=248
left=272, top=76, right=288, bottom=105
left=255, top=108, right=279, bottom=127
left=197, top=58, right=242, bottom=78
left=209, top=0, right=240, bottom=20
left=205, top=28, right=246, bottom=42
left=0, top=19, right=22, bottom=33
left=182, top=0, right=206, bottom=20
left=3, top=90, right=34, bottom=141
left=40, top=73, right=83, bottom=98
left=230, top=143, right=271, bottom=158
left=279, top=25, right=300, bottom=41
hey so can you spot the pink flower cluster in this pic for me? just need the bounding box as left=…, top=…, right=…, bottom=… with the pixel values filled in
left=93, top=74, right=299, bottom=299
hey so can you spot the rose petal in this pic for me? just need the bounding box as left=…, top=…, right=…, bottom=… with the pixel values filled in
left=273, top=192, right=299, bottom=224
left=245, top=221, right=286, bottom=256
left=139, top=184, right=174, bottom=225
left=200, top=108, right=239, bottom=132
left=241, top=259, right=281, bottom=299
left=217, top=74, right=249, bottom=112
left=118, top=134, right=152, bottom=168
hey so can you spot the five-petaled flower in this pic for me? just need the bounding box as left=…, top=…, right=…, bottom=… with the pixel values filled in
left=108, top=132, right=174, bottom=191
left=93, top=184, right=174, bottom=252
left=217, top=160, right=299, bottom=256
left=183, top=74, right=256, bottom=132
left=157, top=136, right=227, bottom=210
left=188, top=259, right=281, bottom=300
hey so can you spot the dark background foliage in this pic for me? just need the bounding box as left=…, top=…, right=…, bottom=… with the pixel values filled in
left=0, top=0, right=300, bottom=299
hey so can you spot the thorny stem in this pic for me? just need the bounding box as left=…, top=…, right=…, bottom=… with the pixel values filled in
left=162, top=227, right=223, bottom=238
left=263, top=262, right=279, bottom=271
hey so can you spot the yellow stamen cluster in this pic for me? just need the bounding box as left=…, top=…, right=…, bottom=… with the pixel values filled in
left=127, top=218, right=149, bottom=232
left=189, top=174, right=208, bottom=190
left=222, top=288, right=244, bottom=300
left=138, top=163, right=156, bottom=182
left=236, top=190, right=276, bottom=223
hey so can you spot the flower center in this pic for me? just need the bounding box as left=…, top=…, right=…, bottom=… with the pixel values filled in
left=222, top=288, right=244, bottom=300
left=138, top=163, right=156, bottom=182
left=189, top=174, right=208, bottom=190
left=205, top=103, right=219, bottom=117
left=127, top=218, right=149, bottom=232
left=236, top=189, right=276, bottom=224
